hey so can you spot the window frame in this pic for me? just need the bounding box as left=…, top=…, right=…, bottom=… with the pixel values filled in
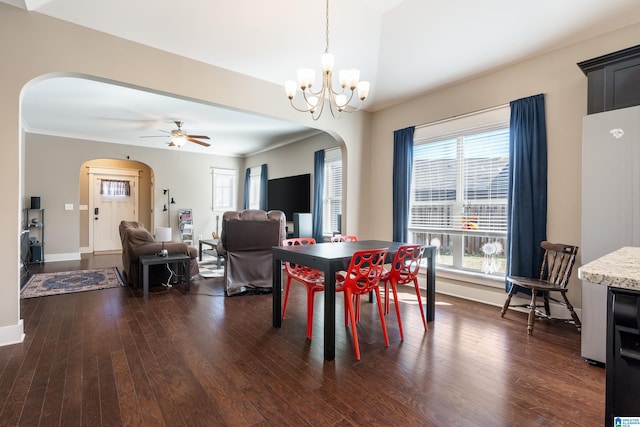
left=411, top=106, right=510, bottom=281
left=212, top=168, right=237, bottom=211
left=323, top=148, right=342, bottom=237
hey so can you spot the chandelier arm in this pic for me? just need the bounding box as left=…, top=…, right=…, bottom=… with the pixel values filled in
left=339, top=101, right=365, bottom=113
left=288, top=99, right=314, bottom=114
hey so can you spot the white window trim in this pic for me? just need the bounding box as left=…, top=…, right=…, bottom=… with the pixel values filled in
left=212, top=168, right=237, bottom=211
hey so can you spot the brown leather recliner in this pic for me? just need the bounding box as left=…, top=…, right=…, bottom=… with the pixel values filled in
left=119, top=220, right=199, bottom=288
left=216, top=210, right=286, bottom=296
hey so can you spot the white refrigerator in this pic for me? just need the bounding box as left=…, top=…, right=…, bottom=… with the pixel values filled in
left=581, top=105, right=640, bottom=364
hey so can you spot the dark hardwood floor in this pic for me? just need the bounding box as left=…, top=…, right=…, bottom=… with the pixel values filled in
left=3, top=254, right=604, bottom=426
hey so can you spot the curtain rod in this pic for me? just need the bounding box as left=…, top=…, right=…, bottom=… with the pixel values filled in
left=415, top=103, right=509, bottom=130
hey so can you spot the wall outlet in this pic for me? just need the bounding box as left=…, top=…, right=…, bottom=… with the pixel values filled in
left=64, top=203, right=73, bottom=211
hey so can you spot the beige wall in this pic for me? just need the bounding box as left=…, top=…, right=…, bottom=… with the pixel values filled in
left=25, top=133, right=246, bottom=255
left=367, top=23, right=640, bottom=307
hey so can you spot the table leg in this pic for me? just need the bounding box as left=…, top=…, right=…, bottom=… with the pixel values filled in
left=425, top=247, right=436, bottom=322
left=273, top=256, right=282, bottom=328
left=323, top=263, right=337, bottom=361
left=198, top=241, right=203, bottom=262
left=143, top=263, right=150, bottom=298
left=185, top=258, right=190, bottom=292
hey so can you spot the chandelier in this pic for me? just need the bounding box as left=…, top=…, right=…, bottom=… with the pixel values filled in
left=285, top=0, right=369, bottom=120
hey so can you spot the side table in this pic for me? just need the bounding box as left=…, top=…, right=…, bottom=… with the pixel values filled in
left=139, top=253, right=191, bottom=298
left=199, top=239, right=222, bottom=269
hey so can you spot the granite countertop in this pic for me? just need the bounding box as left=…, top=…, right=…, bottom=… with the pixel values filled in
left=578, top=246, right=640, bottom=290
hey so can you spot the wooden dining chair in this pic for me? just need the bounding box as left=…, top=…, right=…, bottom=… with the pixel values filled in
left=380, top=244, right=427, bottom=340
left=330, top=235, right=358, bottom=242
left=501, top=241, right=581, bottom=335
left=281, top=237, right=325, bottom=340
left=335, top=248, right=389, bottom=360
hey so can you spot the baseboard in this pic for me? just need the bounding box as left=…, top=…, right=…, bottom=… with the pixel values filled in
left=433, top=275, right=582, bottom=320
left=0, top=319, right=24, bottom=347
left=45, top=252, right=81, bottom=262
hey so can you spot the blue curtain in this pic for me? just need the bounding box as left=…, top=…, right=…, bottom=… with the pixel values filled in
left=259, top=163, right=268, bottom=211
left=392, top=126, right=415, bottom=242
left=506, top=94, right=547, bottom=291
left=312, top=150, right=324, bottom=242
left=243, top=167, right=250, bottom=210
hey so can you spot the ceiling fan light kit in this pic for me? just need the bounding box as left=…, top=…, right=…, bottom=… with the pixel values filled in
left=141, top=121, right=211, bottom=148
left=285, top=0, right=369, bottom=120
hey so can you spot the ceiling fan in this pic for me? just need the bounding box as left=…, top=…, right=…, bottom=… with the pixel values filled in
left=141, top=121, right=211, bottom=147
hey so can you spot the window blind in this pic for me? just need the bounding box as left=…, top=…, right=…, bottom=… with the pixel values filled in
left=410, top=128, right=509, bottom=233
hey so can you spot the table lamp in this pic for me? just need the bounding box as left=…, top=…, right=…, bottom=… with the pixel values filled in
left=155, top=227, right=172, bottom=256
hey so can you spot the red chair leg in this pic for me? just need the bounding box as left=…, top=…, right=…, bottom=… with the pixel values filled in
left=389, top=279, right=404, bottom=340
left=412, top=278, right=427, bottom=331
left=374, top=287, right=390, bottom=348
left=384, top=280, right=391, bottom=314
left=282, top=276, right=293, bottom=319
left=344, top=289, right=362, bottom=360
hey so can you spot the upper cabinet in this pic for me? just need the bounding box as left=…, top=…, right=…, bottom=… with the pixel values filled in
left=578, top=44, right=640, bottom=114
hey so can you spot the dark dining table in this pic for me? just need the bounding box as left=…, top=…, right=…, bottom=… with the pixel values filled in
left=272, top=240, right=436, bottom=361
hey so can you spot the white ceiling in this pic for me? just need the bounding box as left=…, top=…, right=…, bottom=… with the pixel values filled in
left=7, top=0, right=640, bottom=155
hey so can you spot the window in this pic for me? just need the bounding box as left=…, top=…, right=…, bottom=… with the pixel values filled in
left=100, top=179, right=130, bottom=197
left=410, top=107, right=509, bottom=277
left=323, top=148, right=342, bottom=236
left=248, top=167, right=262, bottom=210
left=212, top=168, right=237, bottom=211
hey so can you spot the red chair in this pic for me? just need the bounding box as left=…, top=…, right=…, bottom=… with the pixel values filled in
left=331, top=234, right=361, bottom=318
left=331, top=235, right=358, bottom=242
left=281, top=238, right=324, bottom=340
left=335, top=248, right=389, bottom=360
left=380, top=245, right=427, bottom=341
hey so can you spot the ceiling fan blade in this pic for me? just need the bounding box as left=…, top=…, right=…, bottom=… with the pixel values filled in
left=188, top=137, right=211, bottom=147
left=186, top=134, right=210, bottom=140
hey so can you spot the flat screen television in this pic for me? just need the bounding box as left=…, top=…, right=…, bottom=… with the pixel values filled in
left=267, top=174, right=311, bottom=221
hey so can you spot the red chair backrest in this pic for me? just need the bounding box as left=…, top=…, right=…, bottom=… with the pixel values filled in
left=389, top=245, right=425, bottom=285
left=341, top=248, right=388, bottom=295
left=282, top=237, right=318, bottom=276
left=331, top=235, right=358, bottom=242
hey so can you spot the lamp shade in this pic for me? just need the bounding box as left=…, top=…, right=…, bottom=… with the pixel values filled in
left=155, top=227, right=172, bottom=243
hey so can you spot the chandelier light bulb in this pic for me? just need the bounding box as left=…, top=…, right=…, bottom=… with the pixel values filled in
left=285, top=80, right=297, bottom=99
left=321, top=52, right=335, bottom=73
left=357, top=81, right=370, bottom=100
left=297, top=69, right=315, bottom=90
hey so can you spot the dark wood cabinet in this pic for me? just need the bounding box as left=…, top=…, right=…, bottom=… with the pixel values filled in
left=578, top=44, right=640, bottom=114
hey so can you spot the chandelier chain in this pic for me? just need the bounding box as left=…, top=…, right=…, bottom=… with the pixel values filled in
left=324, top=0, right=330, bottom=54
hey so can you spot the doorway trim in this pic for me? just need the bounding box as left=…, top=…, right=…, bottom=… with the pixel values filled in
left=88, top=166, right=141, bottom=252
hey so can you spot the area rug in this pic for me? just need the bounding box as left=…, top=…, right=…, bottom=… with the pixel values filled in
left=21, top=268, right=125, bottom=299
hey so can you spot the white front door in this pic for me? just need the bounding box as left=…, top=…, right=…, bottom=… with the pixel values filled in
left=91, top=171, right=139, bottom=252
